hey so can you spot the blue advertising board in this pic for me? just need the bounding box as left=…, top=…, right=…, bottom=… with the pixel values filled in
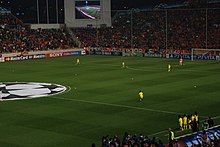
left=168, top=54, right=217, bottom=60
left=86, top=51, right=122, bottom=56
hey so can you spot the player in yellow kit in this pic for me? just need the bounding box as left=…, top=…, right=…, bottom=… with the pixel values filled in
left=183, top=114, right=188, bottom=130
left=194, top=112, right=199, bottom=124
left=76, top=58, right=80, bottom=65
left=138, top=90, right=144, bottom=102
left=178, top=115, right=183, bottom=131
left=187, top=114, right=192, bottom=129
left=191, top=114, right=195, bottom=122
left=168, top=64, right=171, bottom=72
left=122, top=62, right=125, bottom=68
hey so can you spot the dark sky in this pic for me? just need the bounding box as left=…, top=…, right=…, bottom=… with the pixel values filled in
left=0, top=0, right=185, bottom=10
left=111, top=0, right=185, bottom=9
left=1, top=0, right=218, bottom=23
left=0, top=0, right=186, bottom=23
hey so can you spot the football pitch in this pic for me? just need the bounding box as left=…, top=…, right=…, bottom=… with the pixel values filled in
left=0, top=55, right=219, bottom=146
left=80, top=6, right=100, bottom=18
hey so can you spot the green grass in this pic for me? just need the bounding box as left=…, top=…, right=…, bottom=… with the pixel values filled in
left=81, top=7, right=99, bottom=18
left=0, top=55, right=220, bottom=146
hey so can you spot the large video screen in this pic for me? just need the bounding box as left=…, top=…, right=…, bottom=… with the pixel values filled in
left=75, top=1, right=100, bottom=19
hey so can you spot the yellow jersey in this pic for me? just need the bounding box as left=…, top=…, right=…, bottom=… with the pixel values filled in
left=139, top=92, right=144, bottom=99
left=191, top=115, right=195, bottom=122
left=168, top=64, right=171, bottom=69
left=183, top=116, right=187, bottom=125
left=195, top=115, right=199, bottom=122
left=179, top=117, right=183, bottom=126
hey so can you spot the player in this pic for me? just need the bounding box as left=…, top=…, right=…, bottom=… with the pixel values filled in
left=178, top=115, right=183, bottom=131
left=191, top=113, right=195, bottom=122
left=122, top=62, right=125, bottom=68
left=138, top=90, right=144, bottom=102
left=187, top=114, right=192, bottom=129
left=194, top=112, right=199, bottom=124
left=179, top=57, right=183, bottom=66
left=183, top=114, right=188, bottom=130
left=194, top=112, right=199, bottom=130
left=168, top=128, right=175, bottom=147
left=76, top=58, right=80, bottom=65
left=168, top=64, right=171, bottom=72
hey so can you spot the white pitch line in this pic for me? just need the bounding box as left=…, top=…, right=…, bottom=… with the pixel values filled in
left=148, top=130, right=168, bottom=137
left=212, top=115, right=220, bottom=119
left=149, top=117, right=220, bottom=137
left=149, top=116, right=220, bottom=137
left=50, top=95, right=219, bottom=138
left=61, top=85, right=72, bottom=95
left=126, top=66, right=162, bottom=71
left=51, top=95, right=210, bottom=119
left=82, top=62, right=220, bottom=74
left=127, top=65, right=220, bottom=74
left=52, top=96, right=186, bottom=115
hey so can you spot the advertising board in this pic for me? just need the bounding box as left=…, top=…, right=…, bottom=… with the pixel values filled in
left=0, top=57, right=4, bottom=62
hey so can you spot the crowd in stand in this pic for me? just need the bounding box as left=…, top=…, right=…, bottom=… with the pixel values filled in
left=97, top=114, right=219, bottom=147
left=101, top=132, right=165, bottom=147
left=0, top=28, right=76, bottom=53
left=72, top=6, right=219, bottom=53
left=0, top=13, right=76, bottom=54
left=1, top=4, right=220, bottom=54
left=199, top=130, right=220, bottom=147
left=0, top=13, right=23, bottom=29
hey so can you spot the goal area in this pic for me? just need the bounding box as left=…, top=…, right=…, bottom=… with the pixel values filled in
left=191, top=48, right=220, bottom=61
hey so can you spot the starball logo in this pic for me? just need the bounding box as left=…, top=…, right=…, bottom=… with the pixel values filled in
left=0, top=82, right=66, bottom=101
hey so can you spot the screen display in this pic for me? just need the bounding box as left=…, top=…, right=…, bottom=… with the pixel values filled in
left=75, top=1, right=100, bottom=19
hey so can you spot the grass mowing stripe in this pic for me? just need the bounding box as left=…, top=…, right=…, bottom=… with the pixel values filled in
left=50, top=96, right=208, bottom=118
left=1, top=56, right=220, bottom=146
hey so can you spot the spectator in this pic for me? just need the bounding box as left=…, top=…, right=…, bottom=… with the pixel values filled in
left=202, top=120, right=209, bottom=130
left=192, top=119, right=198, bottom=132
left=207, top=117, right=214, bottom=128
left=201, top=130, right=209, bottom=146
left=103, top=132, right=164, bottom=147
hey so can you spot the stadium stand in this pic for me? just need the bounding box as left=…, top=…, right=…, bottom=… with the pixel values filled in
left=0, top=8, right=23, bottom=30
left=71, top=3, right=220, bottom=53
left=101, top=132, right=165, bottom=147
left=175, top=125, right=220, bottom=147
left=0, top=28, right=77, bottom=53
left=99, top=125, right=220, bottom=147
left=1, top=3, right=220, bottom=54
left=0, top=1, right=220, bottom=147
left=0, top=7, right=77, bottom=53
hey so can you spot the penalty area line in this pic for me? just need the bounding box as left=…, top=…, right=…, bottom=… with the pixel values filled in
left=51, top=96, right=184, bottom=116
left=50, top=85, right=209, bottom=119
left=49, top=95, right=220, bottom=137
left=126, top=66, right=164, bottom=72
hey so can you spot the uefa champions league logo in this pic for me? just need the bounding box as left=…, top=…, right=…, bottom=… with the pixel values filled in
left=0, top=82, right=66, bottom=101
